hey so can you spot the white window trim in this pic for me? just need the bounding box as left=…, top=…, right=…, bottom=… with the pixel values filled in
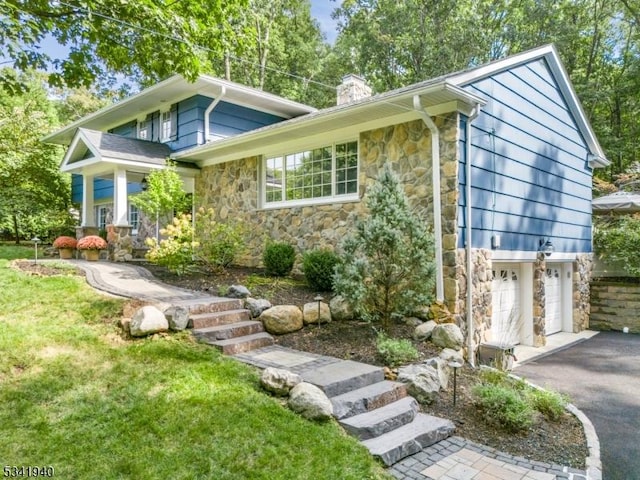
left=137, top=117, right=149, bottom=140
left=160, top=109, right=172, bottom=143
left=128, top=203, right=139, bottom=235
left=261, top=140, right=359, bottom=209
left=95, top=204, right=109, bottom=230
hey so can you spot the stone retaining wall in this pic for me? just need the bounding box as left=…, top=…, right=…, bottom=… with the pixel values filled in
left=591, top=279, right=640, bottom=333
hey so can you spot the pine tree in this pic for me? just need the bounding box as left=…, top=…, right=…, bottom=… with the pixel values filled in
left=333, top=163, right=436, bottom=331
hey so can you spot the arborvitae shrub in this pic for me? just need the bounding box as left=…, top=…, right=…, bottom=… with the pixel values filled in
left=302, top=249, right=339, bottom=291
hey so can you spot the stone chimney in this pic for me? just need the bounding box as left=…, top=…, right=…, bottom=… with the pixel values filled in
left=336, top=74, right=372, bottom=106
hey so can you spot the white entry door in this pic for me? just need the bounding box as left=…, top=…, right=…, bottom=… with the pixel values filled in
left=545, top=264, right=563, bottom=335
left=491, top=264, right=521, bottom=345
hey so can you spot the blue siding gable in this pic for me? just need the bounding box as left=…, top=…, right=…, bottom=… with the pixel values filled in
left=458, top=58, right=593, bottom=253
left=209, top=100, right=286, bottom=140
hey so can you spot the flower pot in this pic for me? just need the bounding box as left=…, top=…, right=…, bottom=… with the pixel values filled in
left=83, top=250, right=100, bottom=262
left=59, top=248, right=74, bottom=259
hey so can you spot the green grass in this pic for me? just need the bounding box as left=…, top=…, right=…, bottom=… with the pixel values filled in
left=0, top=246, right=389, bottom=480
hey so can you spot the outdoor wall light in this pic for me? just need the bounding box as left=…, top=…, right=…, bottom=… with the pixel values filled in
left=140, top=176, right=148, bottom=191
left=539, top=238, right=554, bottom=257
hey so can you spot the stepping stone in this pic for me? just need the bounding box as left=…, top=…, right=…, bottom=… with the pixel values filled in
left=362, top=413, right=455, bottom=466
left=174, top=298, right=244, bottom=315
left=205, top=332, right=274, bottom=355
left=331, top=380, right=408, bottom=420
left=189, top=309, right=251, bottom=329
left=193, top=320, right=264, bottom=341
left=339, top=396, right=419, bottom=440
left=302, top=360, right=384, bottom=397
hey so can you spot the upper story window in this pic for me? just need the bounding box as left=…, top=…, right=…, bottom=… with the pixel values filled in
left=264, top=141, right=358, bottom=207
left=138, top=119, right=149, bottom=140
left=161, top=111, right=171, bottom=142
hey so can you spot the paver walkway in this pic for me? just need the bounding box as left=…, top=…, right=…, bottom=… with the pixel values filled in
left=70, top=260, right=590, bottom=480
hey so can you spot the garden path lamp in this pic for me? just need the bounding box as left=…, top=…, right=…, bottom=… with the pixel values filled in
left=314, top=295, right=324, bottom=329
left=448, top=360, right=463, bottom=406
left=31, top=236, right=41, bottom=265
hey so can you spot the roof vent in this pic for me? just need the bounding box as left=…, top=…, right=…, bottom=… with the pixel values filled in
left=336, top=74, right=372, bottom=106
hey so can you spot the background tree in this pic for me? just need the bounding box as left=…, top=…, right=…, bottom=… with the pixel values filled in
left=333, top=163, right=436, bottom=331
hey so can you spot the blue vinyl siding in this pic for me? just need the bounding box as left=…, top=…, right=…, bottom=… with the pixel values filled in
left=167, top=95, right=210, bottom=151
left=109, top=120, right=137, bottom=138
left=209, top=101, right=285, bottom=140
left=458, top=58, right=593, bottom=253
left=71, top=174, right=143, bottom=204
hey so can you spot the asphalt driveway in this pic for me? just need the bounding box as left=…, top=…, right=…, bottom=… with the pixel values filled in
left=515, top=331, right=640, bottom=480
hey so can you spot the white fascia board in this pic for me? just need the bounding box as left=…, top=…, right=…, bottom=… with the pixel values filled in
left=490, top=250, right=579, bottom=262
left=60, top=130, right=103, bottom=171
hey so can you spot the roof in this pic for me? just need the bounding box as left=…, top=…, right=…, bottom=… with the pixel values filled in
left=44, top=75, right=317, bottom=146
left=60, top=128, right=199, bottom=174
left=173, top=44, right=609, bottom=168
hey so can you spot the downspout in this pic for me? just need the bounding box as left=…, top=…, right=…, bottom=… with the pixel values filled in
left=413, top=95, right=444, bottom=303
left=203, top=86, right=226, bottom=143
left=465, top=105, right=481, bottom=366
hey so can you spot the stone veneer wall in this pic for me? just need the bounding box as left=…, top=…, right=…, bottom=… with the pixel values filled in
left=573, top=253, right=592, bottom=332
left=532, top=253, right=546, bottom=347
left=590, top=277, right=640, bottom=333
left=196, top=114, right=460, bottom=273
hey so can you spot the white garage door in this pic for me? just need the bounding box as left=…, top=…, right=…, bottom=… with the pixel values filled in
left=492, top=264, right=521, bottom=345
left=545, top=264, right=562, bottom=335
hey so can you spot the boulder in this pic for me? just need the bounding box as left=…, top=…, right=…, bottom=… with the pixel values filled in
left=260, top=367, right=303, bottom=396
left=413, top=320, right=437, bottom=341
left=397, top=363, right=442, bottom=404
left=329, top=295, right=354, bottom=321
left=244, top=298, right=272, bottom=318
left=428, top=302, right=454, bottom=323
left=431, top=323, right=464, bottom=350
left=412, top=305, right=431, bottom=320
left=227, top=285, right=251, bottom=299
left=288, top=382, right=333, bottom=421
left=423, top=357, right=451, bottom=390
left=440, top=348, right=465, bottom=365
left=163, top=305, right=190, bottom=331
left=259, top=305, right=303, bottom=335
left=404, top=316, right=423, bottom=328
left=303, top=301, right=331, bottom=325
left=130, top=306, right=169, bottom=337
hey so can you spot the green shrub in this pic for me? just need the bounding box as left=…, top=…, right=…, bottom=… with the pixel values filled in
left=376, top=332, right=419, bottom=367
left=145, top=214, right=197, bottom=275
left=303, top=249, right=339, bottom=291
left=529, top=388, right=567, bottom=421
left=472, top=383, right=534, bottom=432
left=195, top=207, right=245, bottom=272
left=594, top=216, right=640, bottom=276
left=263, top=242, right=295, bottom=277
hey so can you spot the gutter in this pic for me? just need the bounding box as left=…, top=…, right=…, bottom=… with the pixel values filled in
left=465, top=105, right=481, bottom=366
left=413, top=95, right=444, bottom=303
left=203, top=86, right=226, bottom=143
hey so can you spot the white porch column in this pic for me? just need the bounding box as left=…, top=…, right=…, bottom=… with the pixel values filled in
left=113, top=168, right=129, bottom=226
left=81, top=174, right=95, bottom=226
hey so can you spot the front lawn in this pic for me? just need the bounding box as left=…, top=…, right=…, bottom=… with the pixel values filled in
left=0, top=250, right=389, bottom=479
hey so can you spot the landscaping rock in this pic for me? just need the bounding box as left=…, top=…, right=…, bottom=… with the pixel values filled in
left=431, top=323, right=464, bottom=350
left=130, top=306, right=169, bottom=337
left=329, top=295, right=354, bottom=321
left=259, top=305, right=303, bottom=334
left=260, top=367, right=302, bottom=396
left=303, top=301, right=331, bottom=325
left=413, top=320, right=437, bottom=341
left=428, top=302, right=454, bottom=323
left=423, top=357, right=450, bottom=390
left=163, top=305, right=190, bottom=331
left=397, top=363, right=442, bottom=404
left=404, top=316, right=423, bottom=328
left=288, top=382, right=333, bottom=421
left=412, top=305, right=431, bottom=320
left=227, top=285, right=251, bottom=299
left=244, top=298, right=272, bottom=318
left=439, top=348, right=464, bottom=365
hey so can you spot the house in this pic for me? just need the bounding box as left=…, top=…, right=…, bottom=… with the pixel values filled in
left=45, top=44, right=608, bottom=357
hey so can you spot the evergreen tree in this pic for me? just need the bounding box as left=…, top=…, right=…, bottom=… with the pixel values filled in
left=333, top=163, right=436, bottom=331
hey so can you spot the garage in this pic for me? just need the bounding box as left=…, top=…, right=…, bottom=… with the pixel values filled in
left=491, top=264, right=521, bottom=345
left=545, top=264, right=563, bottom=335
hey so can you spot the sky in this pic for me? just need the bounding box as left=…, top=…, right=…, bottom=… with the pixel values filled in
left=310, top=0, right=341, bottom=44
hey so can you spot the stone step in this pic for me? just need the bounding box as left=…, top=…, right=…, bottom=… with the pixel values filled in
left=361, top=413, right=455, bottom=466
left=339, top=397, right=419, bottom=440
left=174, top=298, right=244, bottom=315
left=193, top=321, right=264, bottom=341
left=190, top=309, right=251, bottom=329
left=205, top=332, right=274, bottom=355
left=331, top=380, right=408, bottom=420
left=302, top=360, right=385, bottom=397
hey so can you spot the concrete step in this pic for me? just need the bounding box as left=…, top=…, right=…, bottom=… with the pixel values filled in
left=205, top=332, right=274, bottom=355
left=193, top=321, right=265, bottom=341
left=174, top=298, right=244, bottom=315
left=190, top=309, right=251, bottom=329
left=331, top=380, right=408, bottom=420
left=302, top=360, right=385, bottom=397
left=361, top=413, right=455, bottom=466
left=339, top=397, right=419, bottom=440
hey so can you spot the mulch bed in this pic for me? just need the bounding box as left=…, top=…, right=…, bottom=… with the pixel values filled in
left=11, top=261, right=588, bottom=469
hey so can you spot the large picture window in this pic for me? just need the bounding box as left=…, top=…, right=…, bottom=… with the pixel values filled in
left=264, top=141, right=358, bottom=206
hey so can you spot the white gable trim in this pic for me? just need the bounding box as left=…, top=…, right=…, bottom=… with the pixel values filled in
left=60, top=129, right=102, bottom=171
